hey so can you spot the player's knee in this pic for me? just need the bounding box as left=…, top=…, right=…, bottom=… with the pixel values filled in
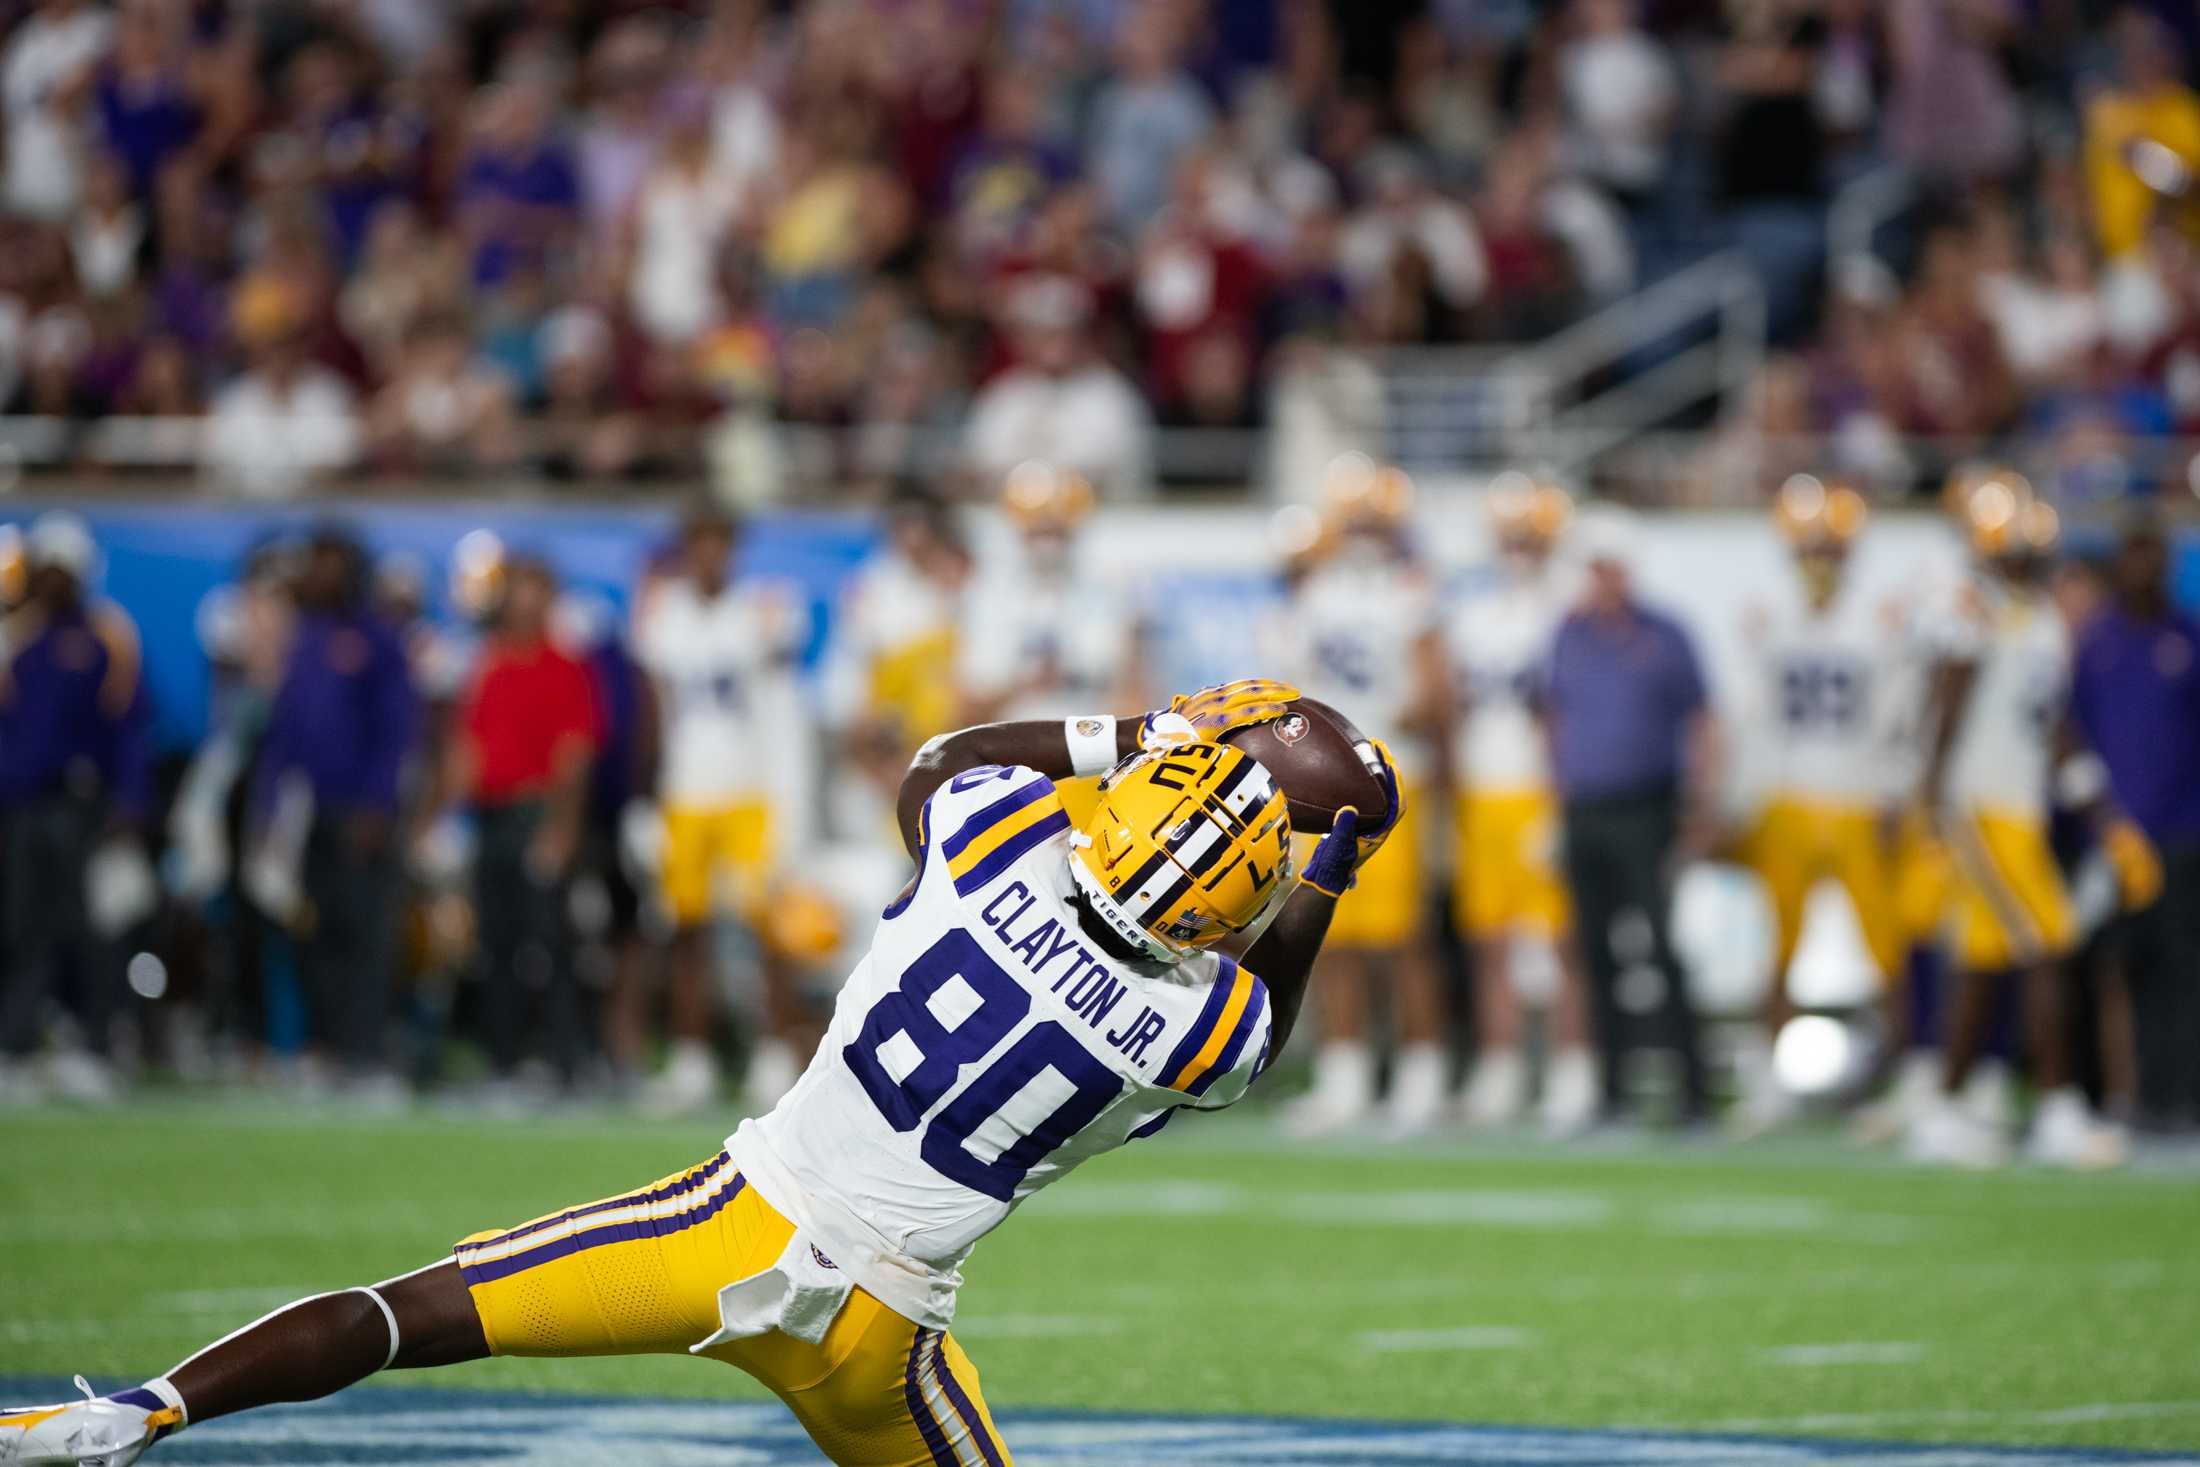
left=377, top=1262, right=489, bottom=1368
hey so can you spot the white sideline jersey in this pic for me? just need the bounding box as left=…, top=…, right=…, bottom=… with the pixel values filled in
left=1918, top=571, right=2069, bottom=819
left=728, top=763, right=1272, bottom=1331
left=635, top=575, right=808, bottom=805
left=1747, top=577, right=1910, bottom=805
left=957, top=556, right=1138, bottom=722
left=1268, top=557, right=1438, bottom=777
left=1446, top=566, right=1568, bottom=792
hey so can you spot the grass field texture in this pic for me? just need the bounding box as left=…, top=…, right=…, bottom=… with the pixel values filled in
left=3, top=1101, right=2196, bottom=1453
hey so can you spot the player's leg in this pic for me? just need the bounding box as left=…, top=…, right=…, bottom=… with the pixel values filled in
left=1282, top=946, right=1375, bottom=1134
left=1977, top=818, right=2123, bottom=1166
left=1350, top=795, right=1445, bottom=1134
left=731, top=801, right=807, bottom=1110
left=715, top=1288, right=1013, bottom=1467
left=1734, top=801, right=1811, bottom=1133
left=1385, top=933, right=1448, bottom=1133
left=1526, top=795, right=1597, bottom=1134
left=648, top=806, right=724, bottom=1113
left=167, top=1260, right=488, bottom=1423
left=0, top=1261, right=485, bottom=1465
left=1560, top=802, right=1630, bottom=1121
left=1458, top=791, right=1528, bottom=1126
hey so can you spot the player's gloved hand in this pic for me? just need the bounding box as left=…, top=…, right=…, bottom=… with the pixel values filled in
left=1347, top=736, right=1405, bottom=869
left=1300, top=806, right=1361, bottom=898
left=2102, top=817, right=2164, bottom=910
left=1146, top=678, right=1302, bottom=744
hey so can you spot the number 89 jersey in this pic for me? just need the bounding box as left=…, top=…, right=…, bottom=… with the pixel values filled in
left=727, top=764, right=1273, bottom=1331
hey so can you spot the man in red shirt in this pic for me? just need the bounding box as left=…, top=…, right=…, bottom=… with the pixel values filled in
left=447, top=553, right=600, bottom=1086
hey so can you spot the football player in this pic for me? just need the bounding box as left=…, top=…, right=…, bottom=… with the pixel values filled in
left=824, top=493, right=972, bottom=758
left=958, top=464, right=1150, bottom=728
left=1904, top=473, right=2145, bottom=1167
left=1442, top=474, right=1596, bottom=1131
left=2, top=680, right=1399, bottom=1467
left=632, top=504, right=814, bottom=1115
left=1731, top=477, right=1911, bottom=1134
left=1266, top=459, right=1450, bottom=1134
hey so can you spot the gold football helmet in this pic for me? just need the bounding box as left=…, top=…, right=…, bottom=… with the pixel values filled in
left=1486, top=470, right=1574, bottom=550
left=1772, top=474, right=1869, bottom=550
left=1070, top=740, right=1293, bottom=963
left=1955, top=469, right=2058, bottom=559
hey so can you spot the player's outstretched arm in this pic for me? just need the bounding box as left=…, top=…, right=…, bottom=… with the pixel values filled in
left=895, top=680, right=1302, bottom=858
left=1244, top=806, right=1357, bottom=1054
left=897, top=715, right=1144, bottom=858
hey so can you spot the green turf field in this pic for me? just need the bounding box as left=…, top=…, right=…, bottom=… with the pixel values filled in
left=3, top=1100, right=2196, bottom=1454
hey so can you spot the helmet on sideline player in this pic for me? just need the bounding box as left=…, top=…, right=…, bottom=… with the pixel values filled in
left=1953, top=468, right=2060, bottom=578
left=1316, top=453, right=1416, bottom=561
left=1773, top=473, right=1868, bottom=603
left=1486, top=469, right=1573, bottom=564
left=1001, top=460, right=1093, bottom=575
left=1069, top=739, right=1295, bottom=964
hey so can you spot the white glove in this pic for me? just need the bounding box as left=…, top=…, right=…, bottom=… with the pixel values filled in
left=86, top=837, right=160, bottom=938
left=620, top=799, right=667, bottom=880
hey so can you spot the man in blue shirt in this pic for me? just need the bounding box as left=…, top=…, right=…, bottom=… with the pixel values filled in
left=255, top=528, right=418, bottom=1093
left=0, top=514, right=149, bottom=1096
left=1542, top=519, right=1720, bottom=1124
left=2071, top=515, right=2200, bottom=1129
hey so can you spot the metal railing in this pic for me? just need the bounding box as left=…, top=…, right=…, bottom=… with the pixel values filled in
left=1487, top=252, right=1767, bottom=478
left=1827, top=162, right=1916, bottom=274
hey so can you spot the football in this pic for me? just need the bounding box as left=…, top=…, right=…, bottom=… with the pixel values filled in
left=1220, top=696, right=1386, bottom=834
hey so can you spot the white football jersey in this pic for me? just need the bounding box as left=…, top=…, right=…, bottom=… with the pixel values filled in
left=728, top=764, right=1272, bottom=1331
left=1918, top=570, right=2069, bottom=819
left=1267, top=555, right=1438, bottom=777
left=1445, top=565, right=1569, bottom=792
left=956, top=555, right=1138, bottom=723
left=635, top=575, right=809, bottom=806
left=1747, top=576, right=1910, bottom=806
left=819, top=549, right=962, bottom=738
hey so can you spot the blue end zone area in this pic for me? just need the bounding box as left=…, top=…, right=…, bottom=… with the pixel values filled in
left=7, top=1381, right=2196, bottom=1466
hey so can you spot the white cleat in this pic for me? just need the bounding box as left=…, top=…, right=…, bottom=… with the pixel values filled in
left=1905, top=1097, right=2011, bottom=1169
left=0, top=1377, right=180, bottom=1465
left=1728, top=1082, right=1801, bottom=1141
left=1281, top=1042, right=1375, bottom=1137
left=1381, top=1045, right=1451, bottom=1138
left=2025, top=1089, right=2128, bottom=1170
left=742, top=1039, right=802, bottom=1115
left=1539, top=1048, right=1600, bottom=1138
left=1460, top=1049, right=1527, bottom=1129
left=1851, top=1051, right=1939, bottom=1147
left=1279, top=1090, right=1373, bottom=1139
left=1726, top=1032, right=1798, bottom=1139
left=639, top=1040, right=721, bottom=1118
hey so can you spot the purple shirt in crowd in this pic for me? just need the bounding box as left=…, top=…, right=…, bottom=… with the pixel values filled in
left=257, top=608, right=418, bottom=816
left=2071, top=606, right=2200, bottom=847
left=1545, top=603, right=1708, bottom=801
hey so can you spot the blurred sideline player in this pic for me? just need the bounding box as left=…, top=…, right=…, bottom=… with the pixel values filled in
left=1731, top=477, right=1910, bottom=1134
left=824, top=493, right=973, bottom=762
left=956, top=464, right=1152, bottom=826
left=1905, top=474, right=2151, bottom=1167
left=1442, top=474, right=1596, bottom=1132
left=1, top=681, right=1399, bottom=1467
left=632, top=505, right=813, bottom=1115
left=1265, top=458, right=1449, bottom=1134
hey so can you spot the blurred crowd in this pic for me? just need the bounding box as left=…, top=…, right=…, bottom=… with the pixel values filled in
left=2, top=458, right=2195, bottom=1171
left=0, top=0, right=2197, bottom=501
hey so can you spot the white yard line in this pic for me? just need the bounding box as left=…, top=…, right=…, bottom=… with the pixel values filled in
left=1355, top=1326, right=1536, bottom=1353
left=1683, top=1400, right=2200, bottom=1432
left=949, top=1315, right=1126, bottom=1340
left=1760, top=1342, right=1927, bottom=1368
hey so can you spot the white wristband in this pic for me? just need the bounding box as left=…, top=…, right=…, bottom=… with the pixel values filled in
left=1063, top=715, right=1120, bottom=776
